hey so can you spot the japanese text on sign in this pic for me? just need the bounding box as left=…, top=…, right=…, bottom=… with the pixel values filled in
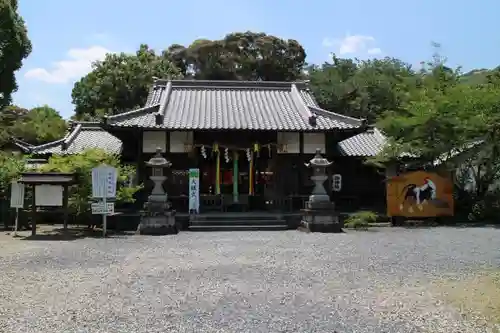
left=92, top=165, right=117, bottom=198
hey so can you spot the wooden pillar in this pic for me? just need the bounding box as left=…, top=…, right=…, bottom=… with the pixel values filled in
left=248, top=151, right=254, bottom=195
left=232, top=151, right=239, bottom=203
left=31, top=184, right=36, bottom=236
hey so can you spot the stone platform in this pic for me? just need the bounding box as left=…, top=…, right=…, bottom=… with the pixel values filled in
left=137, top=200, right=178, bottom=235
left=299, top=201, right=343, bottom=233
left=136, top=214, right=178, bottom=235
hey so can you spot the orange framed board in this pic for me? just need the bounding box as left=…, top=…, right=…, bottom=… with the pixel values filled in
left=386, top=171, right=454, bottom=218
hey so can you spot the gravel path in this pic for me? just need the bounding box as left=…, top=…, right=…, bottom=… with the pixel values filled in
left=0, top=227, right=499, bottom=333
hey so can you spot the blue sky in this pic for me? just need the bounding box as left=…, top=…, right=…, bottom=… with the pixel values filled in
left=13, top=0, right=499, bottom=118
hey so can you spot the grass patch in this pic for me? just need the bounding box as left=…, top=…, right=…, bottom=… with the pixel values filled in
left=435, top=270, right=500, bottom=330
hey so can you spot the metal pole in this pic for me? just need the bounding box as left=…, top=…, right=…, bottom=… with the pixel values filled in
left=102, top=196, right=107, bottom=237
left=13, top=208, right=19, bottom=237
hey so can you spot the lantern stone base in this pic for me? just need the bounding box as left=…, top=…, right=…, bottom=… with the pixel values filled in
left=137, top=198, right=178, bottom=235
left=299, top=200, right=342, bottom=233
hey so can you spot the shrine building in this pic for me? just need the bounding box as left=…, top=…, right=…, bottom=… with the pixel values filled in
left=29, top=79, right=388, bottom=214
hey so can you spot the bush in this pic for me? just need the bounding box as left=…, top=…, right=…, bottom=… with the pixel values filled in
left=0, top=152, right=27, bottom=199
left=0, top=152, right=27, bottom=227
left=344, top=210, right=378, bottom=229
left=40, top=149, right=143, bottom=216
left=467, top=191, right=500, bottom=223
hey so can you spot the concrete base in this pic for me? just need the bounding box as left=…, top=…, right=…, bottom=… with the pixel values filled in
left=136, top=212, right=178, bottom=235
left=137, top=223, right=178, bottom=235
left=300, top=200, right=342, bottom=233
left=299, top=220, right=343, bottom=233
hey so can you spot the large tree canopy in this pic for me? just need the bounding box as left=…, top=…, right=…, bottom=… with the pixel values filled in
left=0, top=105, right=66, bottom=145
left=167, top=31, right=306, bottom=81
left=71, top=44, right=181, bottom=120
left=306, top=55, right=416, bottom=123
left=72, top=32, right=307, bottom=120
left=0, top=0, right=32, bottom=108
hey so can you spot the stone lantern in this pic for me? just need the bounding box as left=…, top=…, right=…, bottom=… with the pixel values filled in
left=306, top=148, right=333, bottom=203
left=137, top=147, right=177, bottom=235
left=300, top=148, right=342, bottom=233
left=147, top=148, right=171, bottom=198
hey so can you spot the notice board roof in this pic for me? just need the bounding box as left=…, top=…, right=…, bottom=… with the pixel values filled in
left=19, top=172, right=75, bottom=185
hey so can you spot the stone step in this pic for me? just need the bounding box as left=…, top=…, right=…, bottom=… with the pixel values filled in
left=190, top=219, right=286, bottom=226
left=191, top=214, right=284, bottom=222
left=188, top=224, right=289, bottom=232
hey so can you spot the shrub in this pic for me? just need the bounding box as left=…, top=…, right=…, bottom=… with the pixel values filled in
left=40, top=149, right=143, bottom=215
left=0, top=153, right=27, bottom=226
left=467, top=191, right=500, bottom=223
left=0, top=152, right=26, bottom=199
left=344, top=210, right=378, bottom=229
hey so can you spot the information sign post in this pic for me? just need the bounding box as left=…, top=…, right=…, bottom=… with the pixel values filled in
left=91, top=165, right=117, bottom=237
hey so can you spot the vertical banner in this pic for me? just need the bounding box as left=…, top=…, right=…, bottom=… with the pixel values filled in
left=215, top=152, right=221, bottom=195
left=189, top=168, right=200, bottom=214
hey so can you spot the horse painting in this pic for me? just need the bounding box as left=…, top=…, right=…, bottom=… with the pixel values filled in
left=399, top=183, right=433, bottom=213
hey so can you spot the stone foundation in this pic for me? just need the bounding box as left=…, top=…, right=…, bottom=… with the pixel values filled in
left=137, top=213, right=178, bottom=235
left=136, top=197, right=178, bottom=235
left=300, top=201, right=343, bottom=233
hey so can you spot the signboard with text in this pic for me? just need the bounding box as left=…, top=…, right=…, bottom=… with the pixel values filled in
left=10, top=181, right=25, bottom=208
left=188, top=168, right=200, bottom=214
left=91, top=165, right=118, bottom=237
left=92, top=165, right=117, bottom=199
left=91, top=202, right=115, bottom=215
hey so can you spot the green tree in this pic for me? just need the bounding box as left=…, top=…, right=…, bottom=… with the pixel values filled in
left=11, top=105, right=67, bottom=144
left=71, top=44, right=181, bottom=120
left=0, top=105, right=27, bottom=144
left=0, top=0, right=32, bottom=107
left=40, top=149, right=142, bottom=215
left=167, top=31, right=307, bottom=81
left=0, top=105, right=66, bottom=145
left=307, top=55, right=415, bottom=122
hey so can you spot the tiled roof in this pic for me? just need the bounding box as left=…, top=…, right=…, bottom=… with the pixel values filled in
left=31, top=122, right=122, bottom=155
left=337, top=127, right=387, bottom=157
left=433, top=140, right=484, bottom=166
left=5, top=137, right=34, bottom=152
left=105, top=80, right=365, bottom=131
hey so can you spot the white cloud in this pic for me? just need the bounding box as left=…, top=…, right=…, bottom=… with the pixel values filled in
left=322, top=34, right=382, bottom=57
left=24, top=46, right=112, bottom=84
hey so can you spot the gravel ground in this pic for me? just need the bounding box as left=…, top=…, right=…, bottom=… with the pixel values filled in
left=0, top=227, right=499, bottom=333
